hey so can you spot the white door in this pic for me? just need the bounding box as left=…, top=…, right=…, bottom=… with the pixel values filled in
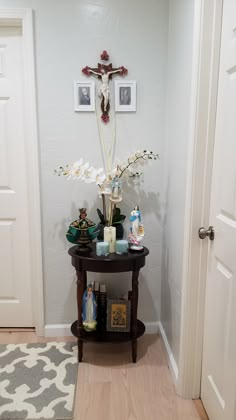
left=201, top=0, right=236, bottom=418
left=0, top=25, right=33, bottom=326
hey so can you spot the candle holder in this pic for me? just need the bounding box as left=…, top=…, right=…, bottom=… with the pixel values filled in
left=96, top=241, right=109, bottom=256
left=116, top=240, right=128, bottom=254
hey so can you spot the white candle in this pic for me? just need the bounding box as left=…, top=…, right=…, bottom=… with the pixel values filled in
left=104, top=226, right=116, bottom=253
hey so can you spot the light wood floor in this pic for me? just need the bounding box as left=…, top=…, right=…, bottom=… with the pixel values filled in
left=0, top=332, right=208, bottom=420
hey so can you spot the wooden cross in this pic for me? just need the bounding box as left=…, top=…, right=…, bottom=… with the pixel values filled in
left=82, top=51, right=128, bottom=123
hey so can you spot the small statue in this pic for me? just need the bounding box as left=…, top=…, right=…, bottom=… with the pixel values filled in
left=72, top=208, right=95, bottom=230
left=82, top=284, right=97, bottom=331
left=66, top=208, right=99, bottom=249
left=110, top=177, right=122, bottom=203
left=128, top=205, right=144, bottom=251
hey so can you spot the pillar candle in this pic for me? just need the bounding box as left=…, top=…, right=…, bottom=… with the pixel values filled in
left=104, top=226, right=116, bottom=253
left=116, top=240, right=128, bottom=254
left=96, top=241, right=109, bottom=256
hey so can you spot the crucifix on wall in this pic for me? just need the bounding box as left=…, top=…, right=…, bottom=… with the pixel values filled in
left=82, top=50, right=128, bottom=123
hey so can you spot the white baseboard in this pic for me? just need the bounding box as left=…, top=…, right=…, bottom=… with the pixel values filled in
left=44, top=324, right=72, bottom=337
left=44, top=321, right=159, bottom=337
left=159, top=322, right=178, bottom=385
left=144, top=321, right=159, bottom=334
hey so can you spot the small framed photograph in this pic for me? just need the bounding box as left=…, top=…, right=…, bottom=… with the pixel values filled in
left=115, top=80, right=136, bottom=112
left=107, top=299, right=131, bottom=332
left=74, top=80, right=95, bottom=111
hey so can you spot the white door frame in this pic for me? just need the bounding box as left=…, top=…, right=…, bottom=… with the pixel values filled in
left=0, top=8, right=44, bottom=335
left=177, top=0, right=223, bottom=398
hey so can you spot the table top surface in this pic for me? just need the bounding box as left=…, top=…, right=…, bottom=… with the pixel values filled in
left=68, top=243, right=149, bottom=262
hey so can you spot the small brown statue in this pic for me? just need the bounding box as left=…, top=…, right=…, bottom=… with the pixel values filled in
left=72, top=208, right=95, bottom=230
left=66, top=208, right=99, bottom=251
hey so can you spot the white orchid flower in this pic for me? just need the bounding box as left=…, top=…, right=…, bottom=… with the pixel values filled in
left=138, top=158, right=146, bottom=166
left=96, top=176, right=106, bottom=186
left=67, top=159, right=84, bottom=179
left=82, top=165, right=97, bottom=183
left=55, top=150, right=158, bottom=192
left=73, top=158, right=83, bottom=168
left=70, top=168, right=83, bottom=179
left=127, top=154, right=136, bottom=164
left=95, top=168, right=106, bottom=185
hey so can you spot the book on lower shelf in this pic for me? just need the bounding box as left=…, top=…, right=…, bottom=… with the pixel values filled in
left=91, top=283, right=132, bottom=333
left=98, top=284, right=107, bottom=332
left=94, top=281, right=100, bottom=302
left=93, top=282, right=107, bottom=332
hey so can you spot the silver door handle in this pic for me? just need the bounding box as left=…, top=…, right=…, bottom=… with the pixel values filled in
left=198, top=226, right=214, bottom=240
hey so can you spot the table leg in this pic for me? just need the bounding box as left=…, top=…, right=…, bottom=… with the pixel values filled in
left=76, top=270, right=86, bottom=362
left=131, top=270, right=139, bottom=363
left=132, top=339, right=137, bottom=363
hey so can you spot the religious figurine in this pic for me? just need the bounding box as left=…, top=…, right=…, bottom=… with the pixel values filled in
left=66, top=208, right=99, bottom=250
left=73, top=208, right=94, bottom=230
left=82, top=51, right=128, bottom=123
left=89, top=68, right=122, bottom=114
left=82, top=284, right=97, bottom=331
left=128, top=205, right=145, bottom=251
left=110, top=177, right=122, bottom=203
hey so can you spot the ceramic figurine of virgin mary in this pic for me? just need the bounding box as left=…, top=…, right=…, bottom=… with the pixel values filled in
left=129, top=205, right=144, bottom=251
left=82, top=284, right=97, bottom=331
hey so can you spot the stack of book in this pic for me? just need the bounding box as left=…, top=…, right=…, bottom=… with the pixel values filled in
left=93, top=281, right=107, bottom=332
left=99, top=284, right=107, bottom=332
left=94, top=281, right=100, bottom=302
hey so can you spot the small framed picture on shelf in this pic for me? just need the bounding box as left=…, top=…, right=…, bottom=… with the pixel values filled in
left=107, top=299, right=131, bottom=332
left=74, top=80, right=95, bottom=111
left=115, top=80, right=136, bottom=112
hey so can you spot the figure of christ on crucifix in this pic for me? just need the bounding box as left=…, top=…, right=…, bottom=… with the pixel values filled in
left=82, top=53, right=128, bottom=123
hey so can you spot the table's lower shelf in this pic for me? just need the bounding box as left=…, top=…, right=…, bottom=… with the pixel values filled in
left=71, top=319, right=145, bottom=343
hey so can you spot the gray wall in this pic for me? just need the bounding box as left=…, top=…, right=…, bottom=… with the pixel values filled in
left=1, top=1, right=199, bottom=370
left=161, top=0, right=196, bottom=366
left=0, top=0, right=168, bottom=325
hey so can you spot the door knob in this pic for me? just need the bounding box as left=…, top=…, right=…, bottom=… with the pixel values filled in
left=198, top=226, right=214, bottom=240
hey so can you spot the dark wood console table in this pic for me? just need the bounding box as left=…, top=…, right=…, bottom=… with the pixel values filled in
left=68, top=243, right=149, bottom=363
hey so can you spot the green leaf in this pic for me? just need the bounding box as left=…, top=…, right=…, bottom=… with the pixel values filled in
left=116, top=207, right=121, bottom=215
left=113, top=207, right=121, bottom=218
left=112, top=207, right=121, bottom=223
left=97, top=208, right=105, bottom=225
left=112, top=214, right=126, bottom=224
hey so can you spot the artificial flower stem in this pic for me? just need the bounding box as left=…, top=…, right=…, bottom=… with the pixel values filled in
left=118, top=155, right=145, bottom=178
left=117, top=152, right=159, bottom=178
left=109, top=201, right=114, bottom=227
left=101, top=193, right=107, bottom=224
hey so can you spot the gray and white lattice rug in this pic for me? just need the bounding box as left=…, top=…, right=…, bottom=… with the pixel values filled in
left=0, top=342, right=78, bottom=420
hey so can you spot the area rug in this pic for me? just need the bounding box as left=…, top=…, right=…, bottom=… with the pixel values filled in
left=0, top=342, right=78, bottom=420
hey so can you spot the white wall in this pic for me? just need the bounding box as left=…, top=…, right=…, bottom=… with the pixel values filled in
left=161, top=0, right=197, bottom=371
left=0, top=0, right=168, bottom=326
